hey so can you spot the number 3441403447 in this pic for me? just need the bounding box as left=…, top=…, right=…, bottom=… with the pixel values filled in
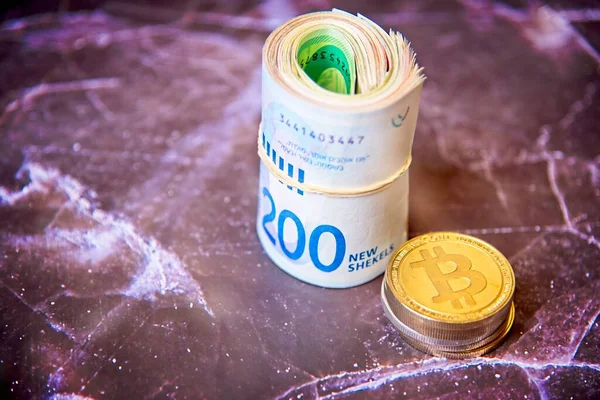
left=278, top=114, right=364, bottom=145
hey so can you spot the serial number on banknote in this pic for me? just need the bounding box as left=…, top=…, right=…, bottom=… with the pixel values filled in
left=298, top=51, right=352, bottom=80
left=278, top=114, right=364, bottom=145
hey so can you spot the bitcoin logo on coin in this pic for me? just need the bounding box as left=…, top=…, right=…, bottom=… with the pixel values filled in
left=382, top=233, right=516, bottom=358
left=410, top=246, right=487, bottom=309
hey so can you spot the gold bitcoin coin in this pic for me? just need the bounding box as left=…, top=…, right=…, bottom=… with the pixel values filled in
left=386, top=232, right=514, bottom=324
left=381, top=232, right=516, bottom=358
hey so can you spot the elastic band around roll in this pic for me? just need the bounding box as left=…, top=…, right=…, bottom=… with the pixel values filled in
left=256, top=126, right=411, bottom=198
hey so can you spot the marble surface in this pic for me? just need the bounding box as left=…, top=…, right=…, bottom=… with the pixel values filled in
left=1, top=1, right=599, bottom=399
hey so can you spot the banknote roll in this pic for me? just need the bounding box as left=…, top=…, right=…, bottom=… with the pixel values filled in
left=257, top=10, right=425, bottom=288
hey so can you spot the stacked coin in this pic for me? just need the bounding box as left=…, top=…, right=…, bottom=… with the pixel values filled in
left=381, top=232, right=516, bottom=359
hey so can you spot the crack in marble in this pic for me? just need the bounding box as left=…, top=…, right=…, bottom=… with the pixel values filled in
left=47, top=300, right=131, bottom=391
left=0, top=279, right=77, bottom=342
left=573, top=308, right=600, bottom=359
left=147, top=380, right=174, bottom=399
left=104, top=1, right=283, bottom=32
left=569, top=227, right=600, bottom=250
left=425, top=106, right=597, bottom=249
left=571, top=33, right=600, bottom=64
left=77, top=316, right=149, bottom=393
left=507, top=232, right=546, bottom=267
left=48, top=394, right=97, bottom=400
left=504, top=281, right=600, bottom=363
left=63, top=56, right=115, bottom=121
left=0, top=162, right=214, bottom=315
left=58, top=24, right=180, bottom=50
left=428, top=85, right=599, bottom=249
left=7, top=17, right=183, bottom=54
left=559, top=82, right=598, bottom=131
left=1, top=10, right=116, bottom=31
left=23, top=144, right=190, bottom=164
left=559, top=8, right=600, bottom=23
left=460, top=150, right=599, bottom=251
left=477, top=150, right=510, bottom=212
left=272, top=358, right=443, bottom=399
left=503, top=240, right=600, bottom=368
left=442, top=221, right=600, bottom=237
left=274, top=356, right=600, bottom=400
left=364, top=12, right=456, bottom=25
left=464, top=0, right=599, bottom=64
left=545, top=150, right=573, bottom=229
left=489, top=1, right=600, bottom=62
left=0, top=277, right=124, bottom=397
left=0, top=78, right=122, bottom=126
left=245, top=311, right=317, bottom=382
left=537, top=126, right=600, bottom=250
left=422, top=114, right=599, bottom=274
left=520, top=367, right=548, bottom=400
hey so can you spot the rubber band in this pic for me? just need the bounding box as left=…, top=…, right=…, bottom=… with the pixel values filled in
left=256, top=126, right=411, bottom=198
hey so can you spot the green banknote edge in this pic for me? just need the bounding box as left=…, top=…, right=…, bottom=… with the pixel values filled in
left=297, top=33, right=356, bottom=94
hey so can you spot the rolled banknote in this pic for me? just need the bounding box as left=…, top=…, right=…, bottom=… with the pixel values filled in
left=256, top=9, right=425, bottom=288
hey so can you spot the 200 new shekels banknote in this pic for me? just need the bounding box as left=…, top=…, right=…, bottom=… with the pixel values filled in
left=256, top=10, right=425, bottom=288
